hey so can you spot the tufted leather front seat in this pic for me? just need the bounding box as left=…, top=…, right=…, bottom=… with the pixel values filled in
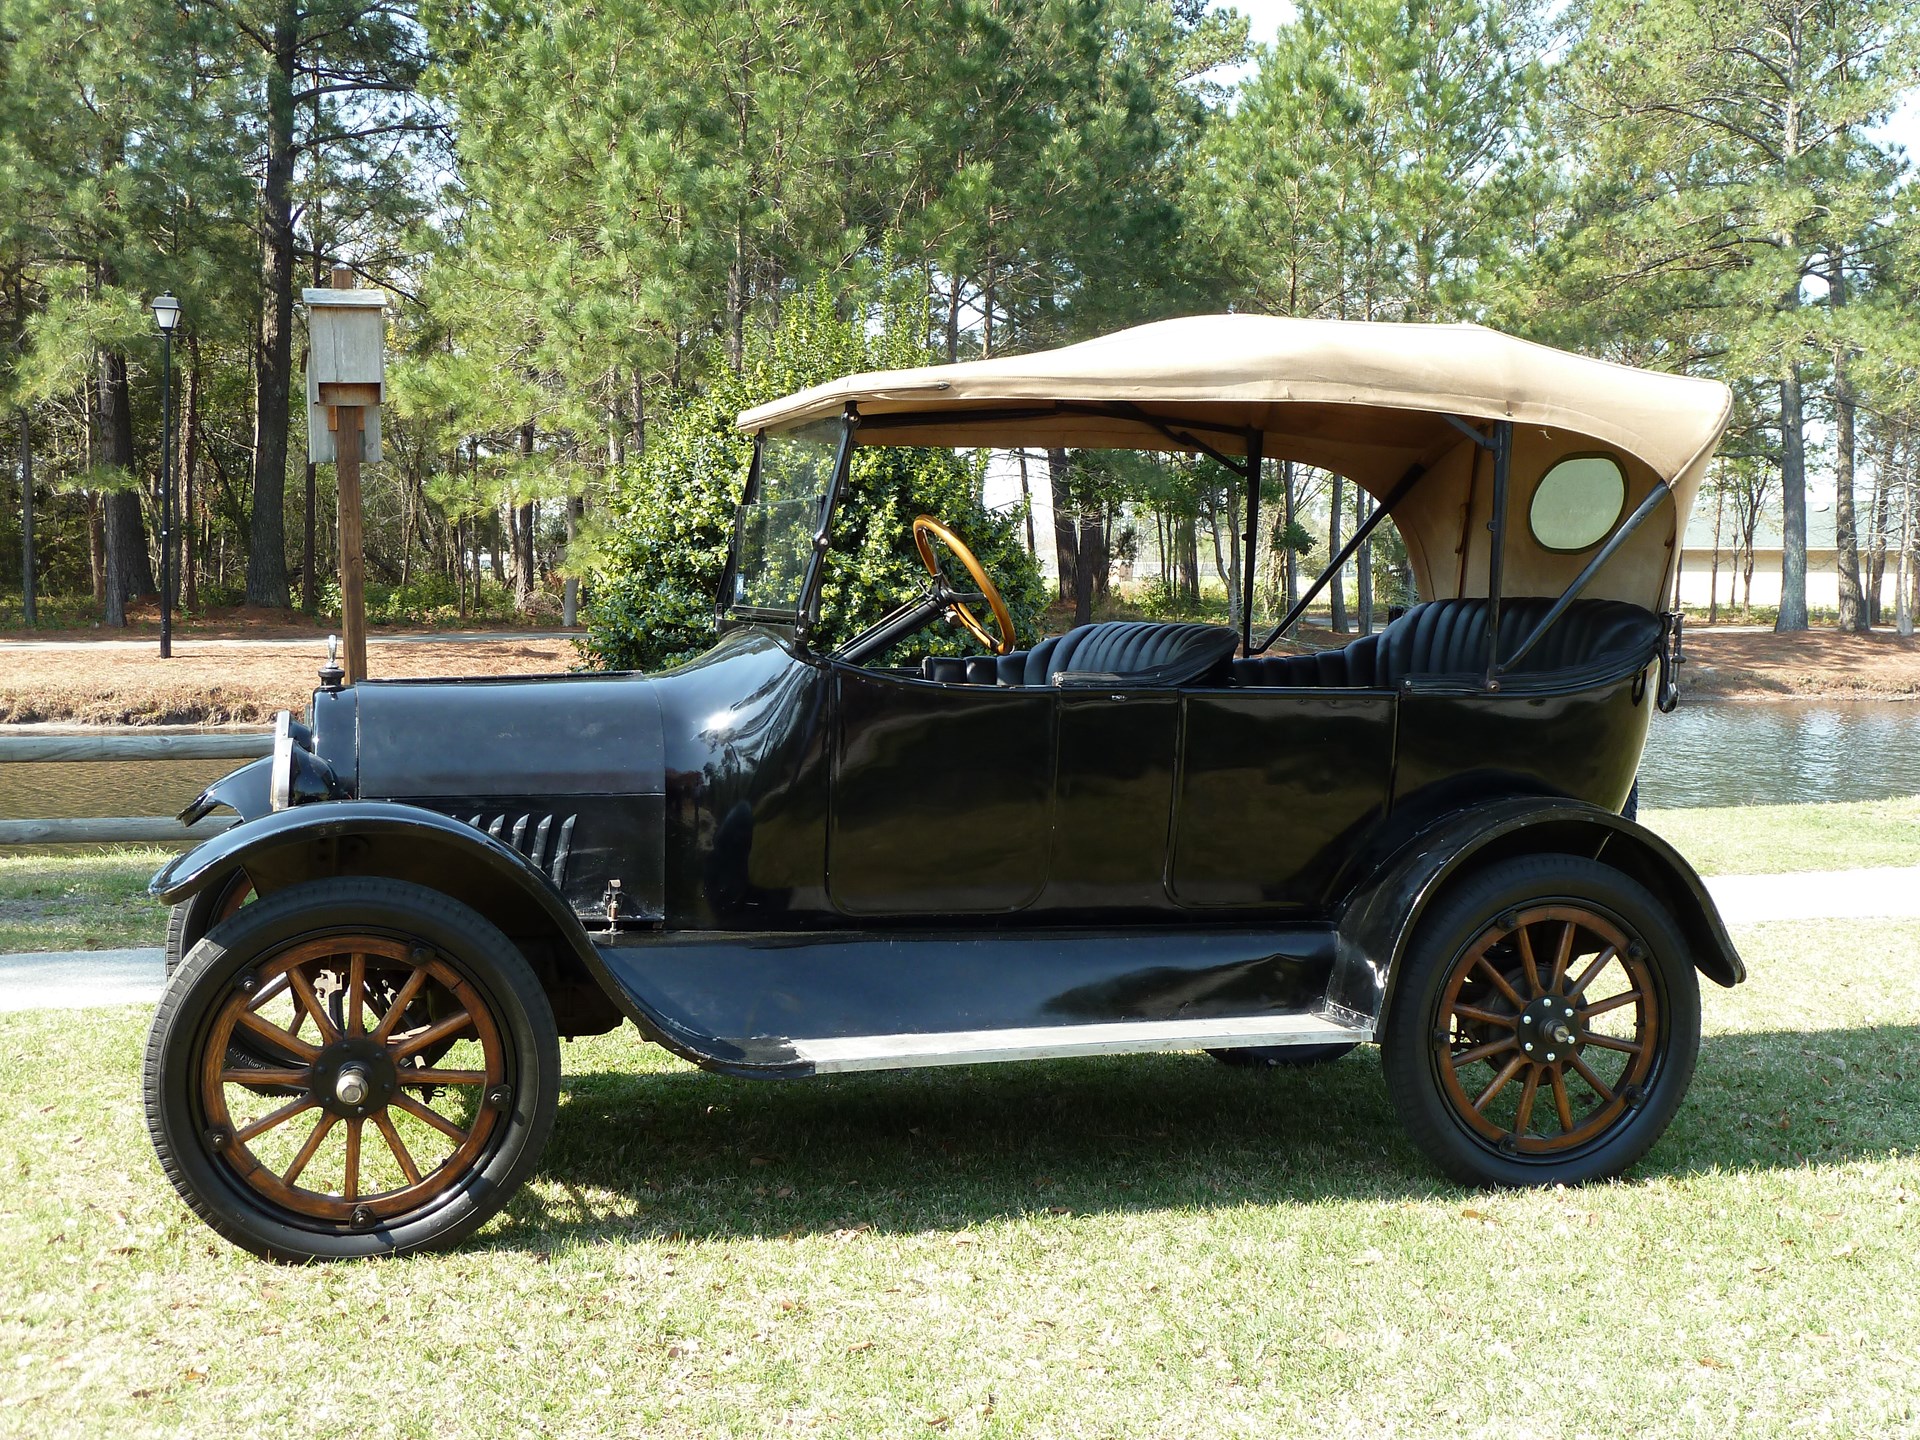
left=1230, top=597, right=1661, bottom=691
left=921, top=620, right=1238, bottom=689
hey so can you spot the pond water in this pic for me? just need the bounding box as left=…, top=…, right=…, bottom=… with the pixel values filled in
left=0, top=757, right=239, bottom=824
left=1, top=699, right=1915, bottom=825
left=1638, top=699, right=1920, bottom=810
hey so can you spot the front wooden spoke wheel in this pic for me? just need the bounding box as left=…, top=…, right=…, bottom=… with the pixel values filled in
left=198, top=936, right=507, bottom=1224
left=1433, top=905, right=1660, bottom=1156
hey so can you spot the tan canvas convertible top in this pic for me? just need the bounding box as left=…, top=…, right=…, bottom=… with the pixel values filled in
left=738, top=315, right=1732, bottom=611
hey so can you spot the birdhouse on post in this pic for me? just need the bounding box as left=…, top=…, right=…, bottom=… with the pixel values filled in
left=302, top=266, right=386, bottom=685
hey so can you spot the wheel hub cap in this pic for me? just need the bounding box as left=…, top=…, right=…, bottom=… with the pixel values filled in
left=311, top=1039, right=397, bottom=1118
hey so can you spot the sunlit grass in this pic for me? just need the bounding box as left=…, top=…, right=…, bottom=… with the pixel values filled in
left=1642, top=796, right=1920, bottom=877
left=0, top=847, right=172, bottom=953
left=3, top=920, right=1917, bottom=1437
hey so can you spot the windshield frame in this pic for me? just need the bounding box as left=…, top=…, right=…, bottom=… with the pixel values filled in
left=717, top=409, right=856, bottom=639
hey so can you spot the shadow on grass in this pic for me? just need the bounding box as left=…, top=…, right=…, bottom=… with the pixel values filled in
left=487, top=1023, right=1920, bottom=1250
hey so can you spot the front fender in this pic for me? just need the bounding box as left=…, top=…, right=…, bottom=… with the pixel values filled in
left=179, top=757, right=274, bottom=825
left=151, top=800, right=601, bottom=961
left=1329, top=798, right=1745, bottom=1024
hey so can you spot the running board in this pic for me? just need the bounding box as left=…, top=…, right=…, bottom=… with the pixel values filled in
left=792, top=1013, right=1372, bottom=1074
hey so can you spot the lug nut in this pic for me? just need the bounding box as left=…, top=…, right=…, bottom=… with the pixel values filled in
left=335, top=1067, right=371, bottom=1106
left=1523, top=1042, right=1534, bottom=1053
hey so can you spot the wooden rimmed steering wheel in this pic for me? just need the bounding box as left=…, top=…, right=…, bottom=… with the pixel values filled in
left=912, top=514, right=1016, bottom=656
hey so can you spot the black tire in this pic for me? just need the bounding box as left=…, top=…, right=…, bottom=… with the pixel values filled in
left=164, top=870, right=255, bottom=977
left=1381, top=854, right=1699, bottom=1188
left=145, top=877, right=559, bottom=1262
left=1206, top=1043, right=1359, bottom=1069
left=1621, top=779, right=1640, bottom=822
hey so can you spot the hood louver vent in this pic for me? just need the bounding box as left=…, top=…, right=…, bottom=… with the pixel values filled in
left=468, top=812, right=575, bottom=887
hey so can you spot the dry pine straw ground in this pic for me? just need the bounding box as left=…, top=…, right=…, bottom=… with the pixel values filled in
left=2, top=626, right=1918, bottom=725
left=0, top=637, right=578, bottom=725
left=0, top=917, right=1917, bottom=1438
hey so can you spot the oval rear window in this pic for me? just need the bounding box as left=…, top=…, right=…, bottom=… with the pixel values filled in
left=1530, top=455, right=1626, bottom=552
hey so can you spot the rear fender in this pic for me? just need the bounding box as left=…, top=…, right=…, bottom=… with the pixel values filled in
left=151, top=801, right=636, bottom=1037
left=1329, top=798, right=1744, bottom=1026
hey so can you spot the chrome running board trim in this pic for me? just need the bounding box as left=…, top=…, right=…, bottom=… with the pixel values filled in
left=793, top=1013, right=1371, bottom=1074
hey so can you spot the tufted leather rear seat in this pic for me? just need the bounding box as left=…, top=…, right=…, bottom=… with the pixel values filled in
left=917, top=600, right=1660, bottom=692
left=1230, top=597, right=1660, bottom=690
left=920, top=620, right=1237, bottom=688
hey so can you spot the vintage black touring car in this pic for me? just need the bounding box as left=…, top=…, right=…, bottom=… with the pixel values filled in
left=145, top=315, right=1744, bottom=1260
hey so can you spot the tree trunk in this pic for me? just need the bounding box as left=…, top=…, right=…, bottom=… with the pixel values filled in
left=1017, top=449, right=1036, bottom=555
left=88, top=494, right=105, bottom=604
left=1355, top=482, right=1373, bottom=635
left=1707, top=479, right=1724, bottom=625
left=17, top=407, right=34, bottom=625
left=1829, top=258, right=1865, bottom=631
left=1048, top=447, right=1076, bottom=606
left=1775, top=365, right=1808, bottom=631
left=514, top=421, right=536, bottom=612
left=181, top=336, right=201, bottom=612
left=1897, top=471, right=1914, bottom=637
left=1868, top=446, right=1892, bottom=627
left=1282, top=461, right=1297, bottom=612
left=98, top=350, right=155, bottom=626
left=1328, top=474, right=1347, bottom=633
left=246, top=0, right=299, bottom=609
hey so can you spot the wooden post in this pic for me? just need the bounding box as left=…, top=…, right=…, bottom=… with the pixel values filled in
left=335, top=399, right=368, bottom=682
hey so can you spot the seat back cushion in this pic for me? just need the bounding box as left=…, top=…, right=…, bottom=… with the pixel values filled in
left=1025, top=621, right=1238, bottom=688
left=1374, top=597, right=1660, bottom=687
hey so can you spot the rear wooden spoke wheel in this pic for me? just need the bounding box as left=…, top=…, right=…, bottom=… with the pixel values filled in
left=199, top=936, right=506, bottom=1224
left=146, top=878, right=559, bottom=1261
left=1382, top=856, right=1700, bottom=1189
left=1433, top=906, right=1659, bottom=1156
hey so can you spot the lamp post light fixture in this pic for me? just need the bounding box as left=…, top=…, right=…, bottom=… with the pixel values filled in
left=151, top=292, right=181, bottom=658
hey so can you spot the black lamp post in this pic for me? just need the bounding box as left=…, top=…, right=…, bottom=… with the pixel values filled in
left=151, top=292, right=181, bottom=658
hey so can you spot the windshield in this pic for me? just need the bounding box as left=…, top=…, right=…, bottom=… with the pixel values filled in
left=728, top=418, right=845, bottom=616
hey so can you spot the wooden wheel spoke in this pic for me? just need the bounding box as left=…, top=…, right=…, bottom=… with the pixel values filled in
left=218, top=1067, right=310, bottom=1087
left=1515, top=926, right=1543, bottom=996
left=1569, top=946, right=1618, bottom=998
left=1583, top=990, right=1639, bottom=1019
left=282, top=1113, right=338, bottom=1188
left=1451, top=1004, right=1517, bottom=1028
left=1472, top=958, right=1526, bottom=1010
left=346, top=954, right=366, bottom=1036
left=1550, top=921, right=1576, bottom=991
left=370, top=967, right=430, bottom=1043
left=344, top=1118, right=363, bottom=1202
left=397, top=1067, right=488, bottom=1087
left=235, top=1095, right=315, bottom=1144
left=234, top=1008, right=320, bottom=1061
left=1473, top=1054, right=1527, bottom=1112
left=392, top=1091, right=469, bottom=1141
left=1450, top=1035, right=1518, bottom=1069
left=1568, top=1052, right=1616, bottom=1104
left=373, top=1109, right=422, bottom=1184
left=1514, top=1065, right=1541, bottom=1137
left=1550, top=1068, right=1574, bottom=1131
left=392, top=1008, right=474, bottom=1060
left=246, top=973, right=292, bottom=1011
left=1582, top=1032, right=1643, bottom=1055
left=285, top=965, right=341, bottom=1045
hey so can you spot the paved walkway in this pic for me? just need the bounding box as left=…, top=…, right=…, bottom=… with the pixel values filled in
left=3, top=866, right=1917, bottom=1014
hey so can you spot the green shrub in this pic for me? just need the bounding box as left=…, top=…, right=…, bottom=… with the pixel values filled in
left=580, top=288, right=1046, bottom=672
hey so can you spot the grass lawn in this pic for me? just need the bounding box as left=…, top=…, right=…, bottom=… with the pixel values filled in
left=3, top=918, right=1918, bottom=1438
left=1642, top=796, right=1920, bottom=877
left=0, top=847, right=172, bottom=953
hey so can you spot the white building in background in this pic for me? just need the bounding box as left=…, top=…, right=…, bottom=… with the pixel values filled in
left=1678, top=501, right=1903, bottom=613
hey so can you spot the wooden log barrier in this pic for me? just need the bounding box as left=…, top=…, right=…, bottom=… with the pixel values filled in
left=0, top=815, right=238, bottom=846
left=0, top=732, right=272, bottom=763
